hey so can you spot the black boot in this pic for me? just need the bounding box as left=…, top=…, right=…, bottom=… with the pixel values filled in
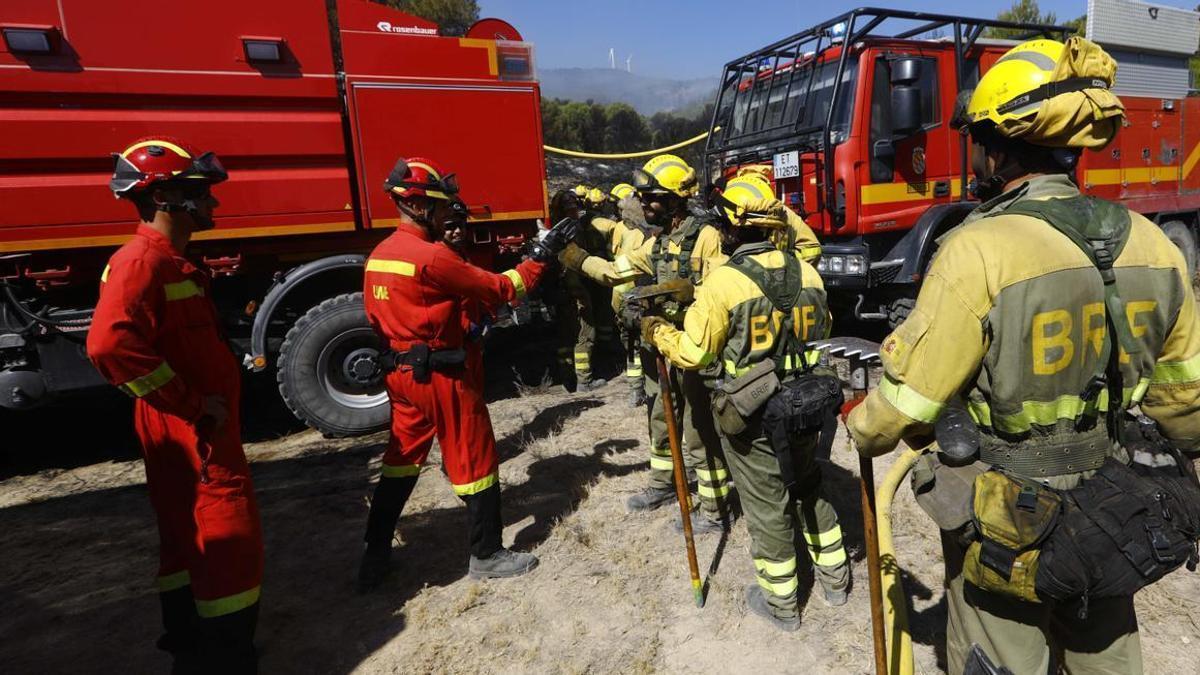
left=462, top=484, right=539, bottom=578
left=463, top=483, right=504, bottom=560
left=358, top=475, right=417, bottom=592
left=197, top=602, right=258, bottom=674
left=156, top=585, right=199, bottom=672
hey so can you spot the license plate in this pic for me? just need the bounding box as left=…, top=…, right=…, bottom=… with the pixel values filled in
left=773, top=150, right=799, bottom=179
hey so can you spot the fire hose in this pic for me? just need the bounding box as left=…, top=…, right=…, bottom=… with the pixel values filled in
left=875, top=446, right=923, bottom=675
left=543, top=128, right=718, bottom=160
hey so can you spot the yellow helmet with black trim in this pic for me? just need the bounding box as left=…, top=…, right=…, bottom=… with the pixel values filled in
left=608, top=182, right=636, bottom=203
left=714, top=173, right=785, bottom=229
left=572, top=184, right=591, bottom=199
left=632, top=154, right=697, bottom=198
left=960, top=37, right=1123, bottom=149
left=584, top=187, right=606, bottom=207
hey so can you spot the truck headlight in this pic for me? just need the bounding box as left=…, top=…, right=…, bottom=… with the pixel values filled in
left=845, top=255, right=866, bottom=275
left=815, top=254, right=867, bottom=276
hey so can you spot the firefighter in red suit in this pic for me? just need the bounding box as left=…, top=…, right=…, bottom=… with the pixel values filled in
left=86, top=138, right=262, bottom=672
left=357, top=157, right=576, bottom=590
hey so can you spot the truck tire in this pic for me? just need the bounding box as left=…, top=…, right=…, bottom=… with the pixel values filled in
left=1161, top=220, right=1197, bottom=279
left=887, top=296, right=915, bottom=330
left=277, top=293, right=389, bottom=437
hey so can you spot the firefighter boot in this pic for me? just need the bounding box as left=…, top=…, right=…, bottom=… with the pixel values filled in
left=745, top=584, right=801, bottom=632
left=197, top=602, right=258, bottom=674
left=358, top=475, right=417, bottom=592
left=578, top=377, right=608, bottom=392
left=625, top=486, right=676, bottom=512
left=674, top=509, right=734, bottom=535
left=464, top=484, right=539, bottom=579
left=156, top=586, right=199, bottom=671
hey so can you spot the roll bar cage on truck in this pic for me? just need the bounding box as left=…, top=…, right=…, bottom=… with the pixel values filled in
left=0, top=0, right=548, bottom=436
left=705, top=3, right=1200, bottom=327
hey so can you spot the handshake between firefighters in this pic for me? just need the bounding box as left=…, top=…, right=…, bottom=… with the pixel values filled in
left=79, top=36, right=1200, bottom=675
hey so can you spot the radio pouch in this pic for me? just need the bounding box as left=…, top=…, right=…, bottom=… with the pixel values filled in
left=963, top=470, right=1062, bottom=603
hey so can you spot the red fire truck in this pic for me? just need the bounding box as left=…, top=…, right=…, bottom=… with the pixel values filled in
left=0, top=0, right=548, bottom=435
left=704, top=5, right=1200, bottom=328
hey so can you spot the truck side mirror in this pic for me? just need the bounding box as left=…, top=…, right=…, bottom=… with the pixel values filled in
left=889, top=57, right=923, bottom=138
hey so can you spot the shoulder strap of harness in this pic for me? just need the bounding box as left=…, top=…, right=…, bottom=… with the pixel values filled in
left=728, top=244, right=811, bottom=375
left=992, top=194, right=1136, bottom=439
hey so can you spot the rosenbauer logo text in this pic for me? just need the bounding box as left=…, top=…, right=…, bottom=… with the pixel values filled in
left=377, top=21, right=438, bottom=35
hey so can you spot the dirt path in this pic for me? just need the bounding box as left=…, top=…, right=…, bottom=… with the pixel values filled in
left=2, top=377, right=1199, bottom=674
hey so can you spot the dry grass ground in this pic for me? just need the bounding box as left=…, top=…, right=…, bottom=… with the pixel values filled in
left=2, top=367, right=1200, bottom=673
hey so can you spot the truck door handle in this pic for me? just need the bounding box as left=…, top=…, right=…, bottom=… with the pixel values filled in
left=933, top=181, right=950, bottom=198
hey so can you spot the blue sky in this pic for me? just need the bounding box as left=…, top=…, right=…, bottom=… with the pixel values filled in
left=479, top=0, right=1196, bottom=79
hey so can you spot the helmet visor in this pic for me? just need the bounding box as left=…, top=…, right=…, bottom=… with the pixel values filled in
left=188, top=152, right=229, bottom=184
left=110, top=153, right=146, bottom=194
left=632, top=168, right=669, bottom=195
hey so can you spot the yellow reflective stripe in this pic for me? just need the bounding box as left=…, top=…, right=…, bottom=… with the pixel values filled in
left=163, top=279, right=203, bottom=301
left=695, top=467, right=729, bottom=482
left=810, top=546, right=848, bottom=567
left=697, top=483, right=730, bottom=499
left=195, top=586, right=261, bottom=618
left=502, top=269, right=526, bottom=299
left=678, top=335, right=714, bottom=366
left=798, top=243, right=822, bottom=261
left=101, top=265, right=111, bottom=283
left=626, top=367, right=644, bottom=377
left=878, top=374, right=944, bottom=424
left=614, top=280, right=635, bottom=294
left=967, top=399, right=992, bottom=427
left=649, top=456, right=675, bottom=471
left=803, top=525, right=843, bottom=548
left=156, top=570, right=190, bottom=592
left=452, top=472, right=497, bottom=496
left=366, top=258, right=416, bottom=277
left=119, top=362, right=176, bottom=397
left=724, top=358, right=752, bottom=378
left=1130, top=377, right=1150, bottom=404
left=757, top=575, right=800, bottom=597
left=753, top=556, right=797, bottom=578
left=1152, top=352, right=1200, bottom=385
left=381, top=463, right=421, bottom=478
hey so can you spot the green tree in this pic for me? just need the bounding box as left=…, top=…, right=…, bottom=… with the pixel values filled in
left=986, top=0, right=1058, bottom=38
left=383, top=0, right=480, bottom=37
left=604, top=103, right=651, bottom=152
left=1064, top=14, right=1086, bottom=37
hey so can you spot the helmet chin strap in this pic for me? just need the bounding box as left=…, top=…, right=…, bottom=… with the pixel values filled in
left=154, top=193, right=215, bottom=230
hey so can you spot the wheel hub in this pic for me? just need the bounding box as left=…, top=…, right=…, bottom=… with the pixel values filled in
left=343, top=347, right=382, bottom=386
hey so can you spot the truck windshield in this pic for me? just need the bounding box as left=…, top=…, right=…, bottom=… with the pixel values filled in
left=719, top=58, right=858, bottom=149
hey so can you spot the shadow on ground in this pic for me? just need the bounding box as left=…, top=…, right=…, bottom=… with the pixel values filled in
left=0, top=394, right=637, bottom=673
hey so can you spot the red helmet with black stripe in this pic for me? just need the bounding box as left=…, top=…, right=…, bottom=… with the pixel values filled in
left=383, top=157, right=460, bottom=202
left=110, top=137, right=228, bottom=197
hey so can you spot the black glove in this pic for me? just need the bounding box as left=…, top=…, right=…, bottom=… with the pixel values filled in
left=529, top=217, right=578, bottom=263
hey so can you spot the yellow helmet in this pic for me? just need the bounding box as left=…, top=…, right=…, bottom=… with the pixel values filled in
left=584, top=187, right=606, bottom=207
left=961, top=37, right=1123, bottom=149
left=572, top=184, right=591, bottom=200
left=633, top=154, right=697, bottom=198
left=609, top=182, right=636, bottom=203
left=714, top=173, right=785, bottom=229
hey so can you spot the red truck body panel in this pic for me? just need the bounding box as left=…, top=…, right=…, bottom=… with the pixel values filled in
left=0, top=0, right=547, bottom=270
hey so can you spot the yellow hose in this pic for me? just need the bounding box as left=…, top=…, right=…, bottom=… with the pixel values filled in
left=876, top=447, right=922, bottom=675
left=542, top=128, right=718, bottom=160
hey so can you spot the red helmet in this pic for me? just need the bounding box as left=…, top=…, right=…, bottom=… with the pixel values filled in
left=383, top=157, right=460, bottom=201
left=110, top=137, right=228, bottom=197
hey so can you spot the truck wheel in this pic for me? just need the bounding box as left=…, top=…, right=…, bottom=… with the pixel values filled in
left=887, top=296, right=915, bottom=330
left=277, top=293, right=389, bottom=437
left=1161, top=220, right=1197, bottom=279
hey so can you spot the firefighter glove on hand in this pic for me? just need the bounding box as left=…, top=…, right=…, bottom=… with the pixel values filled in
left=557, top=242, right=589, bottom=271
left=641, top=316, right=669, bottom=346
left=531, top=217, right=578, bottom=262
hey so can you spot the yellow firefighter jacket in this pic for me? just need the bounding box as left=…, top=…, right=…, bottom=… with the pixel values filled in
left=652, top=240, right=831, bottom=375
left=847, top=174, right=1200, bottom=458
